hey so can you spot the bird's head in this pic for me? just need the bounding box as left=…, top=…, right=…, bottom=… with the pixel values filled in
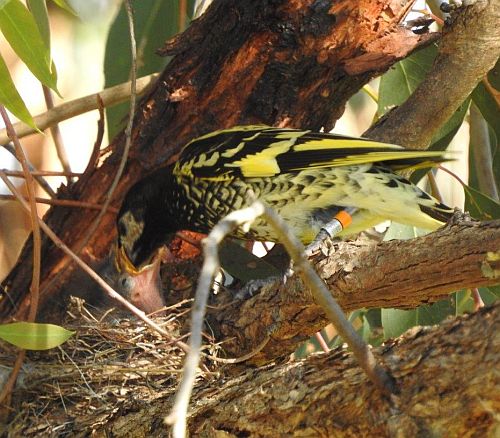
left=112, top=175, right=173, bottom=313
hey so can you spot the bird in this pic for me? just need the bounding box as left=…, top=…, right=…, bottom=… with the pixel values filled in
left=113, top=125, right=453, bottom=304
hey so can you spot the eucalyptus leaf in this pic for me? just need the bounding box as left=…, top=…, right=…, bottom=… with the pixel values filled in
left=381, top=299, right=454, bottom=339
left=26, top=0, right=50, bottom=49
left=0, top=0, right=59, bottom=93
left=464, top=184, right=500, bottom=220
left=472, top=82, right=500, bottom=141
left=49, top=0, right=77, bottom=15
left=0, top=53, right=37, bottom=129
left=0, top=322, right=74, bottom=350
left=104, top=0, right=180, bottom=139
left=378, top=45, right=469, bottom=148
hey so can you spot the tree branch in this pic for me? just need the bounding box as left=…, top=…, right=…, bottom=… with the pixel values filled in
left=71, top=303, right=498, bottom=437
left=366, top=0, right=500, bottom=148
left=210, top=217, right=500, bottom=363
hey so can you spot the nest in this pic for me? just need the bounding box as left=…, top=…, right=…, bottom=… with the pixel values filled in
left=1, top=297, right=220, bottom=436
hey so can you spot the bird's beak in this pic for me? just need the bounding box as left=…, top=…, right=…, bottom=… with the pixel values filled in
left=114, top=245, right=166, bottom=314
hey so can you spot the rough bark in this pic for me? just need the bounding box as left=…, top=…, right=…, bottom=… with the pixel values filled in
left=0, top=0, right=437, bottom=322
left=366, top=0, right=500, bottom=149
left=93, top=303, right=499, bottom=438
left=209, top=217, right=500, bottom=364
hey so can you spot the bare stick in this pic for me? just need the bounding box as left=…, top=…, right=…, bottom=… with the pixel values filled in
left=258, top=202, right=396, bottom=396
left=3, top=170, right=82, bottom=178
left=166, top=203, right=266, bottom=438
left=0, top=194, right=118, bottom=212
left=0, top=74, right=158, bottom=145
left=39, top=0, right=139, bottom=298
left=42, top=85, right=72, bottom=183
left=2, top=143, right=57, bottom=198
left=0, top=107, right=42, bottom=404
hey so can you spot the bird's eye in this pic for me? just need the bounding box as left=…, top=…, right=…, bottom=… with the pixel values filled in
left=116, top=275, right=134, bottom=298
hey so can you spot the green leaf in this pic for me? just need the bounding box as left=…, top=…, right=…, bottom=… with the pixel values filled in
left=0, top=322, right=74, bottom=350
left=49, top=0, right=77, bottom=16
left=378, top=45, right=469, bottom=148
left=26, top=0, right=50, bottom=49
left=381, top=300, right=454, bottom=339
left=383, top=222, right=430, bottom=241
left=486, top=58, right=500, bottom=91
left=472, top=82, right=500, bottom=141
left=104, top=0, right=181, bottom=140
left=484, top=285, right=500, bottom=299
left=464, top=184, right=500, bottom=220
left=0, top=53, right=37, bottom=129
left=378, top=44, right=437, bottom=116
left=0, top=0, right=59, bottom=93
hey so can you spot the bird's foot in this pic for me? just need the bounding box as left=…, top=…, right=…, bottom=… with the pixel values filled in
left=231, top=275, right=285, bottom=300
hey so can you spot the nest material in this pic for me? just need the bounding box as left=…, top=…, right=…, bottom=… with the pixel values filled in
left=2, top=297, right=218, bottom=437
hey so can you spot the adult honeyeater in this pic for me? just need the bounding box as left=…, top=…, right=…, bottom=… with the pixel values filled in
left=114, top=125, right=453, bottom=303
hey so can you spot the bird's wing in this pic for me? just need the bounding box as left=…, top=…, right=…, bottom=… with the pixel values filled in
left=174, top=126, right=447, bottom=179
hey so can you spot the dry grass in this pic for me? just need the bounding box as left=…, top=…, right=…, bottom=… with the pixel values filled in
left=1, top=297, right=220, bottom=436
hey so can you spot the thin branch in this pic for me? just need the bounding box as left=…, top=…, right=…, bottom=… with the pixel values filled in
left=76, top=0, right=137, bottom=248
left=0, top=194, right=118, bottom=212
left=258, top=202, right=395, bottom=395
left=0, top=113, right=41, bottom=323
left=0, top=107, right=42, bottom=404
left=0, top=74, right=158, bottom=145
left=166, top=203, right=267, bottom=438
left=2, top=143, right=57, bottom=198
left=42, top=85, right=72, bottom=183
left=2, top=170, right=82, bottom=178
left=31, top=0, right=141, bottom=323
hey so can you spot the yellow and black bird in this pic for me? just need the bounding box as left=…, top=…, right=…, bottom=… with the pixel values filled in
left=114, top=125, right=453, bottom=300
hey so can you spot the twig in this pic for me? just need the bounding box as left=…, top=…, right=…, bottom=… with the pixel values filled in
left=179, top=0, right=187, bottom=30
left=166, top=203, right=267, bottom=438
left=2, top=143, right=57, bottom=198
left=0, top=107, right=42, bottom=404
left=0, top=74, right=158, bottom=145
left=78, top=95, right=105, bottom=189
left=0, top=194, right=118, bottom=212
left=427, top=170, right=444, bottom=203
left=42, top=85, right=72, bottom=183
left=0, top=170, right=189, bottom=354
left=0, top=350, right=26, bottom=404
left=314, top=331, right=330, bottom=353
left=2, top=170, right=82, bottom=178
left=78, top=0, right=137, bottom=246
left=0, top=113, right=41, bottom=323
left=258, top=202, right=396, bottom=396
left=33, top=0, right=140, bottom=321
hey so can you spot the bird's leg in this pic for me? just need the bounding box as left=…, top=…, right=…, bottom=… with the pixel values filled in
left=236, top=208, right=357, bottom=299
left=304, top=207, right=357, bottom=257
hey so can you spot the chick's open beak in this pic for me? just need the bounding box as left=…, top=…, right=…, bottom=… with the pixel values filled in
left=114, top=245, right=167, bottom=315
